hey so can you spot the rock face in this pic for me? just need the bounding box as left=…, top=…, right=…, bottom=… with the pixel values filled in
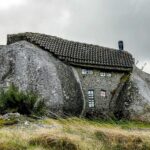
left=0, top=40, right=150, bottom=122
left=115, top=66, right=150, bottom=122
left=0, top=41, right=83, bottom=116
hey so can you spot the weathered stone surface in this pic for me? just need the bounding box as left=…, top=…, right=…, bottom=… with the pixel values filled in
left=115, top=66, right=150, bottom=122
left=74, top=67, right=124, bottom=118
left=0, top=41, right=83, bottom=116
left=0, top=40, right=150, bottom=122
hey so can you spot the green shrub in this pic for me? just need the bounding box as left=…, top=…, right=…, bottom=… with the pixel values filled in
left=0, top=84, right=39, bottom=115
left=33, top=99, right=47, bottom=116
left=0, top=119, right=18, bottom=127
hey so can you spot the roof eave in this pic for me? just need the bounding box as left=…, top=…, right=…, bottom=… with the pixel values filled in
left=69, top=62, right=133, bottom=72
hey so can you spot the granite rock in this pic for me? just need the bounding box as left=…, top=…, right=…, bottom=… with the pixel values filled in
left=115, top=66, right=150, bottom=122
left=0, top=41, right=83, bottom=117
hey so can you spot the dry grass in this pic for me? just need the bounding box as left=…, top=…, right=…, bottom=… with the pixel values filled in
left=0, top=117, right=150, bottom=150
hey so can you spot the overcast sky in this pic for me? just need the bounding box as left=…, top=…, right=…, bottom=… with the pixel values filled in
left=0, top=0, right=150, bottom=73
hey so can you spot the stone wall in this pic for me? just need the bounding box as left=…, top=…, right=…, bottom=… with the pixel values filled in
left=73, top=67, right=124, bottom=118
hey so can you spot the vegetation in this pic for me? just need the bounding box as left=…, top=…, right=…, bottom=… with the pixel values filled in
left=30, top=135, right=78, bottom=150
left=0, top=117, right=150, bottom=150
left=0, top=118, right=18, bottom=127
left=0, top=84, right=45, bottom=115
left=0, top=84, right=149, bottom=149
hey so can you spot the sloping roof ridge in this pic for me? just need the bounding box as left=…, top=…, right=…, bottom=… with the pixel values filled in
left=23, top=32, right=130, bottom=55
left=7, top=32, right=134, bottom=72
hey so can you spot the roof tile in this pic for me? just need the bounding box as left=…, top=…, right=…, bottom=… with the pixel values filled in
left=7, top=32, right=134, bottom=71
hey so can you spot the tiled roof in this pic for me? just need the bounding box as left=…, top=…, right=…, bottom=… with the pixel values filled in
left=7, top=32, right=134, bottom=71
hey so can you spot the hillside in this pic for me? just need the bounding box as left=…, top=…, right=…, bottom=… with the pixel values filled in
left=0, top=116, right=150, bottom=150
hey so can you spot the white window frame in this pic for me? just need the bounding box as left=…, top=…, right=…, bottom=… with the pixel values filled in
left=82, top=69, right=87, bottom=75
left=88, top=90, right=95, bottom=108
left=106, top=73, right=112, bottom=77
left=100, top=72, right=106, bottom=77
left=100, top=72, right=111, bottom=77
left=82, top=69, right=93, bottom=75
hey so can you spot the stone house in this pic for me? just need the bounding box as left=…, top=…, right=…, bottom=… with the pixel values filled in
left=5, top=32, right=134, bottom=118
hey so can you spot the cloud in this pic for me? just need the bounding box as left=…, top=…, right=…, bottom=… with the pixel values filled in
left=0, top=0, right=150, bottom=73
left=0, top=0, right=27, bottom=10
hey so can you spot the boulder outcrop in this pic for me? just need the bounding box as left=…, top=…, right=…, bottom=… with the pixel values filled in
left=115, top=67, right=150, bottom=122
left=0, top=39, right=150, bottom=122
left=0, top=41, right=83, bottom=117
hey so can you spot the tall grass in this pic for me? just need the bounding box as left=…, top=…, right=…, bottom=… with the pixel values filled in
left=0, top=117, right=150, bottom=149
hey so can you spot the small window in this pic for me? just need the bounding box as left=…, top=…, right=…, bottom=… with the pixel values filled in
left=88, top=90, right=95, bottom=108
left=88, top=70, right=93, bottom=75
left=100, top=90, right=106, bottom=97
left=100, top=72, right=111, bottom=77
left=82, top=69, right=87, bottom=75
left=106, top=73, right=112, bottom=77
left=82, top=69, right=93, bottom=75
left=100, top=72, right=106, bottom=77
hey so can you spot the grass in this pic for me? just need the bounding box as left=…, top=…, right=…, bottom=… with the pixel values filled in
left=0, top=117, right=150, bottom=150
left=0, top=118, right=18, bottom=127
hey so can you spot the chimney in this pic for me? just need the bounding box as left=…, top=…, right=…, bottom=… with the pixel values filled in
left=118, top=41, right=124, bottom=50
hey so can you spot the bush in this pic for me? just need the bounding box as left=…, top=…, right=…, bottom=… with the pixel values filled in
left=0, top=84, right=39, bottom=115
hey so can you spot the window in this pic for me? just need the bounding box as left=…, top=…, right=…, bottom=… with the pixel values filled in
left=82, top=69, right=93, bottom=75
left=82, top=69, right=87, bottom=75
left=106, top=73, right=112, bottom=77
left=100, top=90, right=106, bottom=97
left=100, top=72, right=111, bottom=77
left=100, top=72, right=106, bottom=77
left=88, top=90, right=95, bottom=108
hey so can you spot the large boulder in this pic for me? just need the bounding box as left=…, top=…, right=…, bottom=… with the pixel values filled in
left=115, top=66, right=150, bottom=122
left=0, top=41, right=83, bottom=116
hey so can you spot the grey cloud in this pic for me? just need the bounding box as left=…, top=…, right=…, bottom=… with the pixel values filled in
left=0, top=0, right=150, bottom=72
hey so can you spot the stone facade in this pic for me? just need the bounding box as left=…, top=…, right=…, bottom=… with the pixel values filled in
left=73, top=67, right=125, bottom=118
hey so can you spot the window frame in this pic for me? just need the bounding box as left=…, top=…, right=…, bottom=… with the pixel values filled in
left=88, top=89, right=95, bottom=108
left=100, top=72, right=106, bottom=77
left=106, top=73, right=112, bottom=77
left=100, top=89, right=106, bottom=98
left=82, top=69, right=93, bottom=75
left=100, top=72, right=111, bottom=77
